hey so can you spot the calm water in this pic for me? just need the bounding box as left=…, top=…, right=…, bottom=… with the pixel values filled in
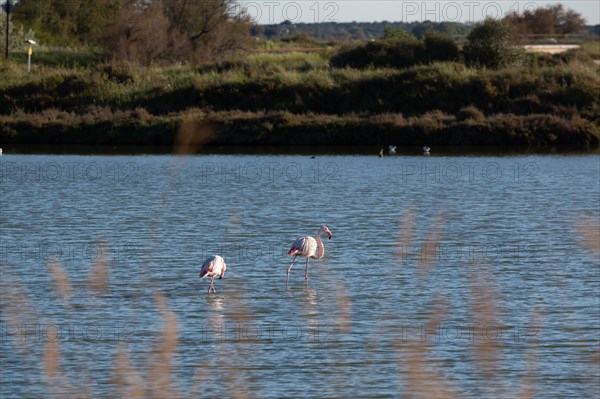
left=1, top=151, right=599, bottom=398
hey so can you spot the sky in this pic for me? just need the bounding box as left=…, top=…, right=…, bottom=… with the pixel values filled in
left=236, top=1, right=600, bottom=25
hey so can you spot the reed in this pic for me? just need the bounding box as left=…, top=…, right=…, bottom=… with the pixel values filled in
left=88, top=241, right=110, bottom=294
left=47, top=260, right=73, bottom=302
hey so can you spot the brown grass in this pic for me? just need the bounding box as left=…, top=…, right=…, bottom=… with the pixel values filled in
left=394, top=212, right=461, bottom=398
left=392, top=210, right=548, bottom=398
left=576, top=214, right=600, bottom=255
left=0, top=273, right=38, bottom=356
left=336, top=281, right=353, bottom=334
left=395, top=208, right=416, bottom=259
left=47, top=260, right=73, bottom=301
left=469, top=267, right=502, bottom=395
left=518, top=308, right=542, bottom=399
left=418, top=213, right=446, bottom=277
left=114, top=346, right=147, bottom=399
left=88, top=241, right=110, bottom=294
left=149, top=291, right=181, bottom=397
left=173, top=120, right=221, bottom=155
left=399, top=298, right=460, bottom=399
left=44, top=337, right=60, bottom=378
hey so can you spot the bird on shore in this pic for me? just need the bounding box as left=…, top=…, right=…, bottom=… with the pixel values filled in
left=423, top=146, right=430, bottom=155
left=287, top=226, right=332, bottom=287
left=379, top=149, right=384, bottom=158
left=388, top=145, right=397, bottom=155
left=199, top=255, right=227, bottom=294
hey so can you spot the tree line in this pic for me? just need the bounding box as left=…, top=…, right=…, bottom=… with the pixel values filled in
left=4, top=1, right=595, bottom=64
left=8, top=0, right=253, bottom=63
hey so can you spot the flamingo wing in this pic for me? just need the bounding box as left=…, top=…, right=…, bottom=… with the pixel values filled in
left=288, top=236, right=317, bottom=257
left=199, top=255, right=218, bottom=279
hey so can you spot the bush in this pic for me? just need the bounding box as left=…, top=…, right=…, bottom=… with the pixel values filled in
left=457, top=105, right=485, bottom=121
left=463, top=18, right=523, bottom=68
left=330, top=38, right=425, bottom=69
left=330, top=43, right=371, bottom=68
left=424, top=32, right=459, bottom=63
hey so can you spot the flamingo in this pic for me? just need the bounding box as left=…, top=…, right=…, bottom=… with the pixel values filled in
left=199, top=255, right=227, bottom=294
left=287, top=226, right=332, bottom=287
left=379, top=149, right=384, bottom=158
left=423, top=146, right=431, bottom=155
left=388, top=145, right=397, bottom=155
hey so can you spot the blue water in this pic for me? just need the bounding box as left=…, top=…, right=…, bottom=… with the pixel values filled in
left=1, top=151, right=599, bottom=398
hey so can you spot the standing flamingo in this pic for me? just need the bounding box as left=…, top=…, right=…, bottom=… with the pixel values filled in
left=199, top=255, right=227, bottom=294
left=287, top=226, right=332, bottom=287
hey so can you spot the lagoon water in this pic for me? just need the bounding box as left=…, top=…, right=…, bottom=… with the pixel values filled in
left=0, top=149, right=599, bottom=398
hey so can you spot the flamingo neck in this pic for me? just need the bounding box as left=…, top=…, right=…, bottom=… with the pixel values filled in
left=315, top=229, right=325, bottom=259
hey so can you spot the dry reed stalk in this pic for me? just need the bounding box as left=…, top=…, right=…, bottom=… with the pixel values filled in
left=47, top=260, right=72, bottom=301
left=173, top=120, right=220, bottom=155
left=215, top=344, right=253, bottom=399
left=336, top=281, right=352, bottom=334
left=0, top=273, right=38, bottom=356
left=88, top=241, right=110, bottom=294
left=44, top=337, right=60, bottom=378
left=149, top=291, right=180, bottom=398
left=518, top=350, right=536, bottom=399
left=114, top=345, right=147, bottom=399
left=468, top=266, right=504, bottom=398
left=43, top=335, right=67, bottom=398
left=576, top=215, right=600, bottom=255
left=418, top=213, right=445, bottom=277
left=398, top=299, right=459, bottom=399
left=518, top=308, right=542, bottom=399
left=192, top=367, right=211, bottom=396
left=395, top=208, right=416, bottom=259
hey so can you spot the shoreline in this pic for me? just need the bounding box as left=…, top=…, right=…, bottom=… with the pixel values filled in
left=1, top=111, right=598, bottom=149
left=3, top=141, right=599, bottom=157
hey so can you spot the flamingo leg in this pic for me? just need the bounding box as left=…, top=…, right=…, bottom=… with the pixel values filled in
left=287, top=256, right=298, bottom=287
left=305, top=258, right=310, bottom=285
left=208, top=276, right=215, bottom=293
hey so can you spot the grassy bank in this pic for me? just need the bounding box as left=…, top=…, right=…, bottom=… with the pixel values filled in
left=1, top=49, right=599, bottom=148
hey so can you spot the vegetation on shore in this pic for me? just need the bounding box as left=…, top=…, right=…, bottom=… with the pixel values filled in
left=1, top=2, right=599, bottom=148
left=1, top=47, right=598, bottom=148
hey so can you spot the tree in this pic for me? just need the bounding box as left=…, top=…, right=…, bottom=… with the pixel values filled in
left=161, top=0, right=254, bottom=63
left=383, top=26, right=417, bottom=42
left=463, top=18, right=522, bottom=68
left=12, top=0, right=254, bottom=63
left=103, top=0, right=170, bottom=64
left=12, top=0, right=116, bottom=45
left=504, top=4, right=587, bottom=36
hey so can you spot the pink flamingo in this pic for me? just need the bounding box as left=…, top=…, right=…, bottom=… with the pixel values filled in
left=287, top=226, right=332, bottom=287
left=199, top=255, right=227, bottom=294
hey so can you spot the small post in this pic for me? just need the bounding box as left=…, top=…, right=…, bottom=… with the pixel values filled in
left=25, top=39, right=35, bottom=72
left=27, top=44, right=31, bottom=71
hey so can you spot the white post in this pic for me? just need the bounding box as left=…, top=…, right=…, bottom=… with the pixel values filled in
left=27, top=45, right=31, bottom=72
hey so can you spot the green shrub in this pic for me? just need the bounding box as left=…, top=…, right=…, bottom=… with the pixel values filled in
left=330, top=38, right=425, bottom=69
left=463, top=18, right=523, bottom=68
left=424, top=32, right=459, bottom=63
